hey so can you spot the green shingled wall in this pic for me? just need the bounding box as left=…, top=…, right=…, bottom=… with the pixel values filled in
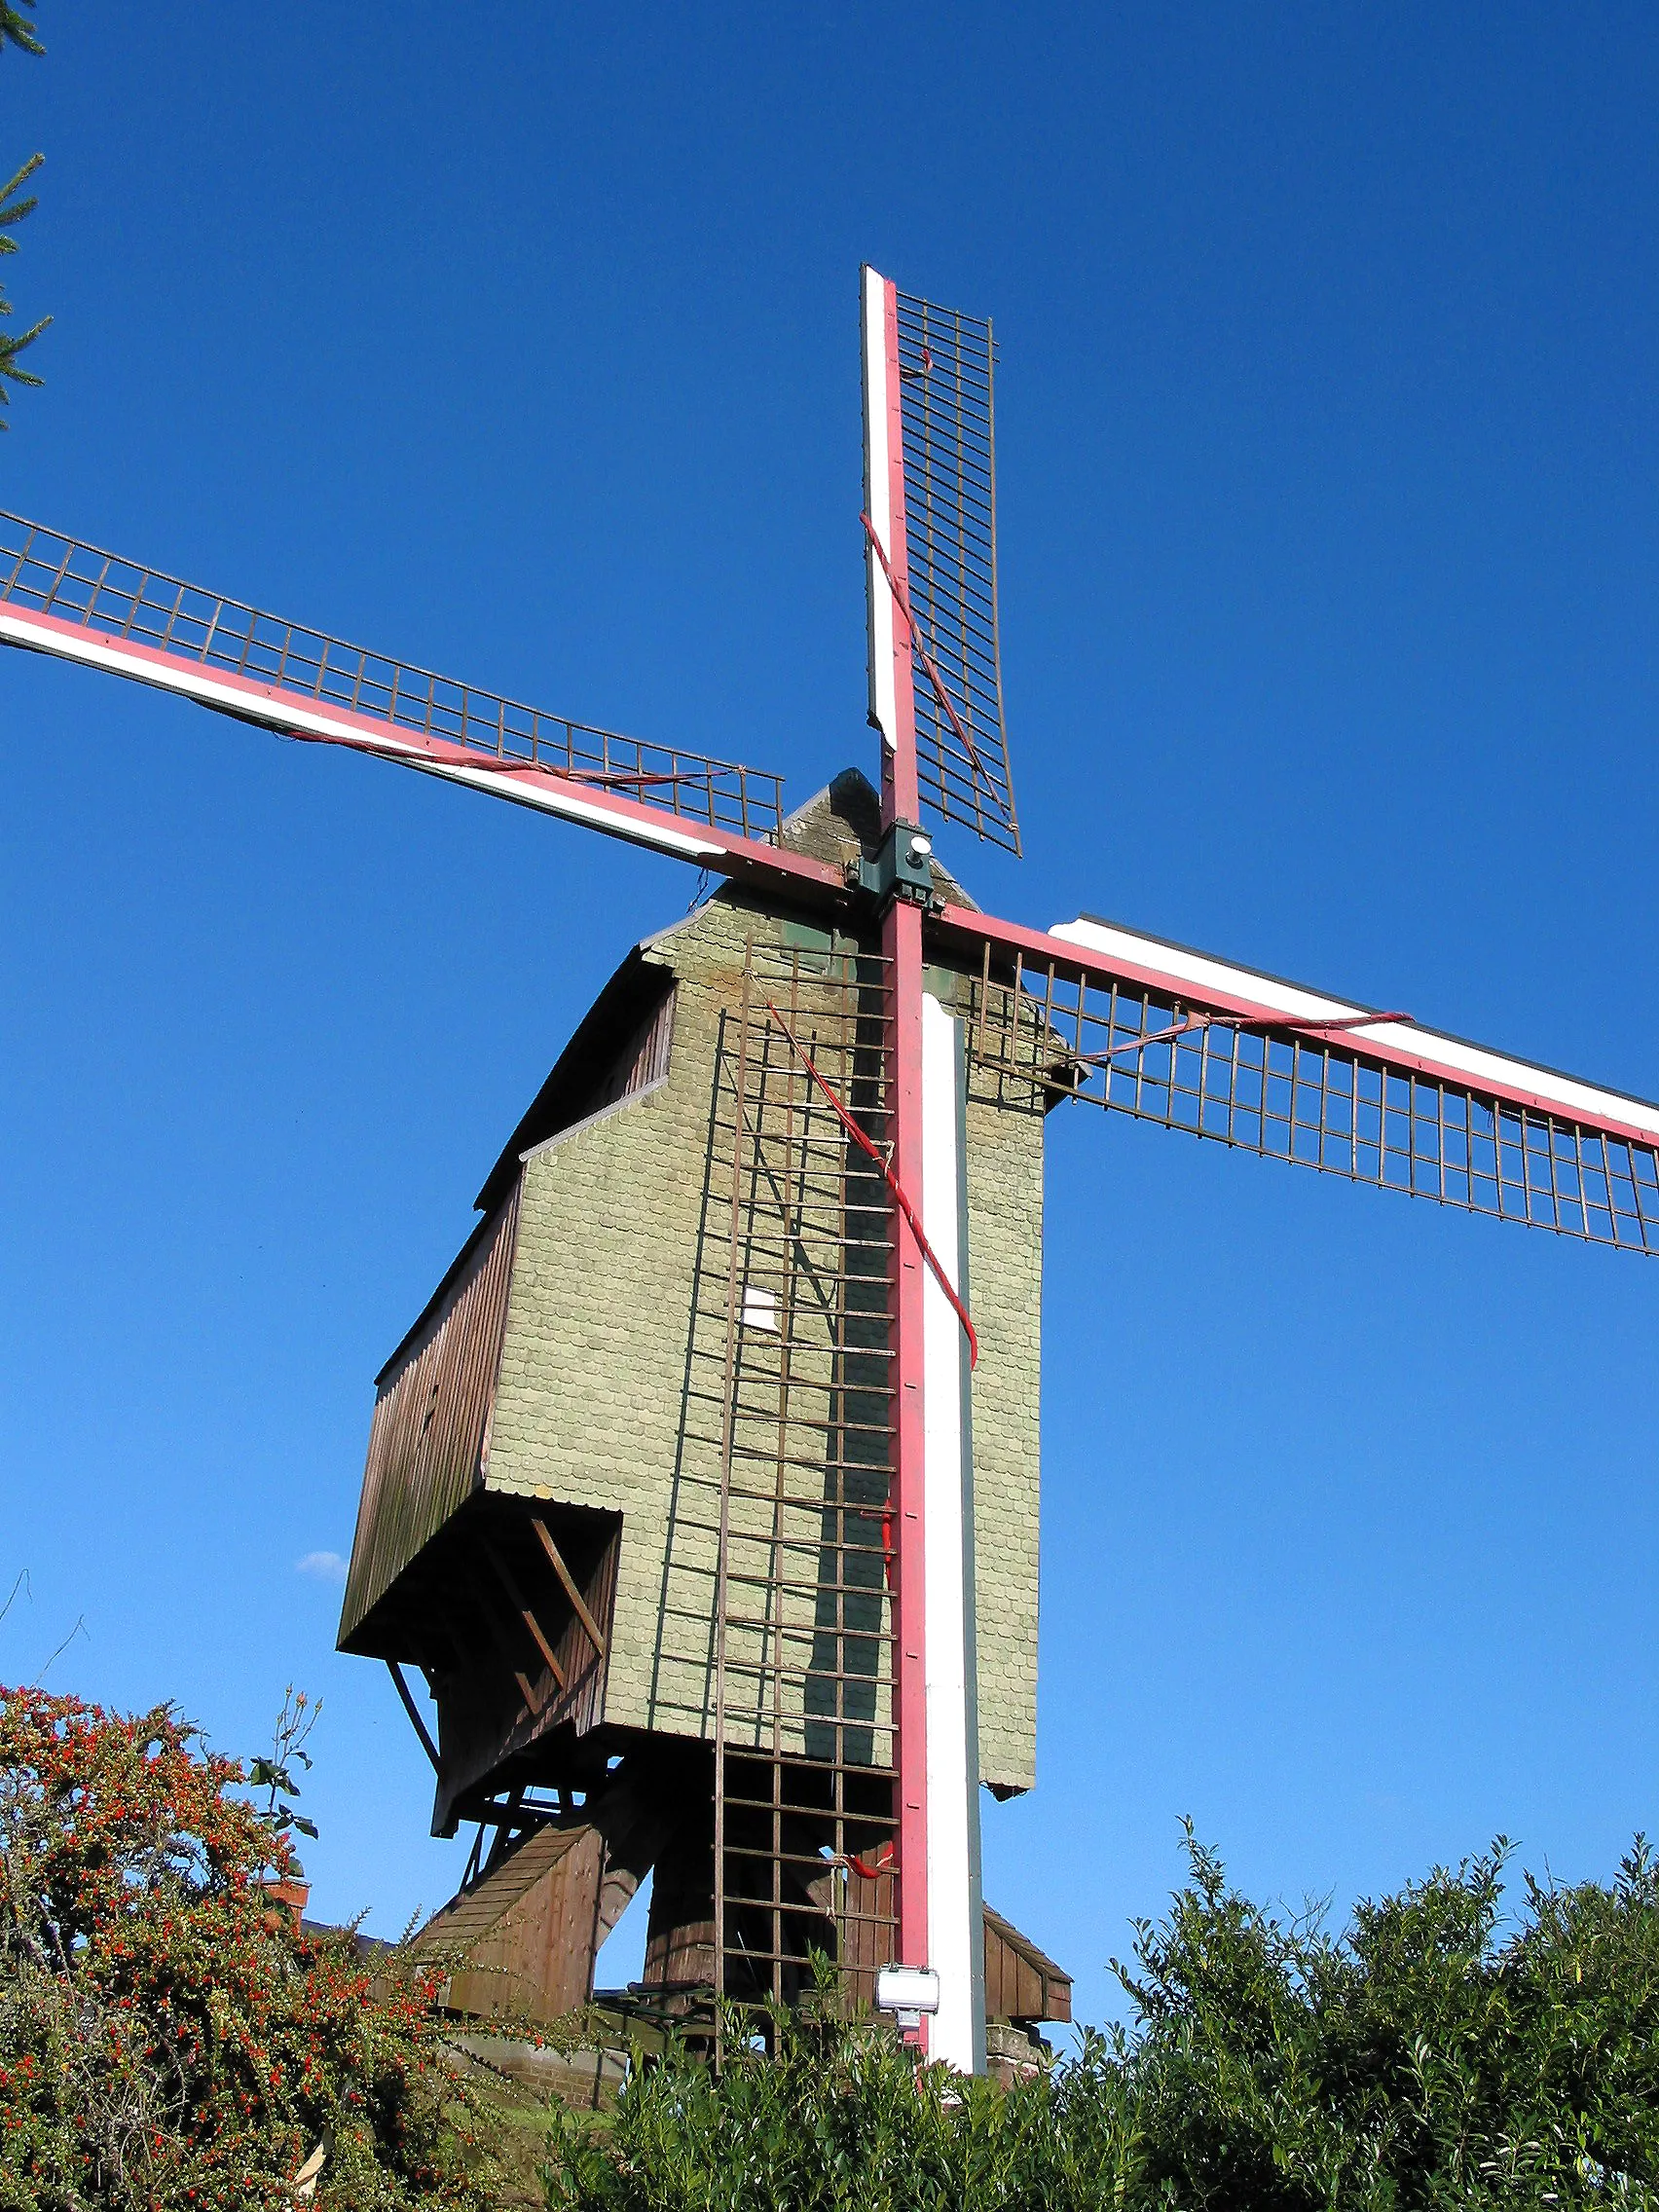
left=480, top=892, right=1044, bottom=1792
left=961, top=1070, right=1043, bottom=1793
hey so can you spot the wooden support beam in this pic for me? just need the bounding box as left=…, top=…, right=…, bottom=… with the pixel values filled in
left=482, top=1787, right=526, bottom=1883
left=459, top=1558, right=549, bottom=1716
left=386, top=1658, right=441, bottom=1773
left=531, top=1516, right=608, bottom=1659
left=480, top=1532, right=568, bottom=1692
left=466, top=1795, right=565, bottom=1831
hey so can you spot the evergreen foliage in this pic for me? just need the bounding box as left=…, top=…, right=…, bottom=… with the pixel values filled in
left=0, top=0, right=46, bottom=423
left=0, top=5, right=43, bottom=60
left=541, top=1824, right=1659, bottom=2211
left=2, top=1674, right=1652, bottom=2208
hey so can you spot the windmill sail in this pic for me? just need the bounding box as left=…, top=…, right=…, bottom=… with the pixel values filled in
left=948, top=907, right=1659, bottom=1255
left=894, top=290, right=1020, bottom=855
left=0, top=511, right=797, bottom=866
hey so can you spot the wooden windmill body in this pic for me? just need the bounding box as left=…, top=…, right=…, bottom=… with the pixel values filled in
left=337, top=767, right=1053, bottom=2044
left=7, top=267, right=1659, bottom=2076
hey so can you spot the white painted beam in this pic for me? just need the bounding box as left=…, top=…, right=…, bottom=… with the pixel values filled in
left=861, top=265, right=899, bottom=756
left=921, top=989, right=985, bottom=2074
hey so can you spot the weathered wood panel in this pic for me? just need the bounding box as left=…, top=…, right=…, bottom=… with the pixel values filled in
left=593, top=982, right=676, bottom=1112
left=340, top=1184, right=522, bottom=1642
left=418, top=1822, right=606, bottom=2023
left=983, top=1901, right=1071, bottom=2024
left=835, top=1852, right=898, bottom=2017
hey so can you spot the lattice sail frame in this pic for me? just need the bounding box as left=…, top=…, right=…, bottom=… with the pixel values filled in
left=966, top=930, right=1659, bottom=1252
left=895, top=291, right=1020, bottom=854
left=0, top=512, right=784, bottom=839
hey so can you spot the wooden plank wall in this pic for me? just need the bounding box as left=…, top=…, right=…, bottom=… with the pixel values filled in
left=982, top=1903, right=1071, bottom=2024
left=418, top=1823, right=607, bottom=2023
left=340, top=1183, right=522, bottom=1641
left=430, top=1518, right=621, bottom=1832
left=590, top=983, right=676, bottom=1116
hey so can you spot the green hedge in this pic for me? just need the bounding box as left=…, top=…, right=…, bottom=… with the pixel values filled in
left=543, top=1825, right=1659, bottom=2212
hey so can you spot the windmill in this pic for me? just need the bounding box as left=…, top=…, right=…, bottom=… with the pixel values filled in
left=6, top=266, right=1659, bottom=2080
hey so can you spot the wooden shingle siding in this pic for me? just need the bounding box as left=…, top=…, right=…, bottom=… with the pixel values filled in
left=340, top=1183, right=522, bottom=1641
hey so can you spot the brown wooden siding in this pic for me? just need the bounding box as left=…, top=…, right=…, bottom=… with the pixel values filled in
left=592, top=983, right=675, bottom=1113
left=416, top=1823, right=607, bottom=2023
left=340, top=1183, right=522, bottom=1642
left=982, top=1902, right=1072, bottom=2024
left=835, top=1856, right=898, bottom=2017
left=474, top=963, right=678, bottom=1215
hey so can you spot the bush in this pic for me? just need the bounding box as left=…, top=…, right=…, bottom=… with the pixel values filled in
left=540, top=1987, right=1140, bottom=2212
left=542, top=1825, right=1659, bottom=2211
left=1111, top=1825, right=1659, bottom=2208
left=8, top=1679, right=1652, bottom=2211
left=0, top=1684, right=496, bottom=2211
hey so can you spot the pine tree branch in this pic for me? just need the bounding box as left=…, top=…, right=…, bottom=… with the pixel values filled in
left=0, top=151, right=44, bottom=243
left=0, top=153, right=44, bottom=403
left=0, top=9, right=49, bottom=424
left=0, top=312, right=50, bottom=419
left=0, top=2, right=43, bottom=59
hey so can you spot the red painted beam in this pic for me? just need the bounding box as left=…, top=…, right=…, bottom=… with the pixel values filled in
left=884, top=892, right=930, bottom=1983
left=865, top=261, right=931, bottom=1991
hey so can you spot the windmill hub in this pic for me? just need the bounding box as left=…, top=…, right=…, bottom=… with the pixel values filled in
left=856, top=816, right=940, bottom=906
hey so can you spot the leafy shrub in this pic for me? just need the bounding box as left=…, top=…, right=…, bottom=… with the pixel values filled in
left=1112, top=1825, right=1659, bottom=2208
left=0, top=1684, right=495, bottom=2211
left=543, top=1825, right=1659, bottom=2211
left=540, top=1985, right=1139, bottom=2212
left=8, top=1678, right=1652, bottom=2211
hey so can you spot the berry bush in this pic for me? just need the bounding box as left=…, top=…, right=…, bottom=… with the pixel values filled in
left=0, top=1684, right=493, bottom=2210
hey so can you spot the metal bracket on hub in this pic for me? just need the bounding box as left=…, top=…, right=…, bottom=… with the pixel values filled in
left=858, top=820, right=940, bottom=907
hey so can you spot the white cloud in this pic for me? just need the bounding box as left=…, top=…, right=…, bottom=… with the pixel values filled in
left=295, top=1550, right=349, bottom=1587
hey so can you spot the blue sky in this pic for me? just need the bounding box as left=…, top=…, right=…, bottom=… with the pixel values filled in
left=2, top=4, right=1656, bottom=2027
